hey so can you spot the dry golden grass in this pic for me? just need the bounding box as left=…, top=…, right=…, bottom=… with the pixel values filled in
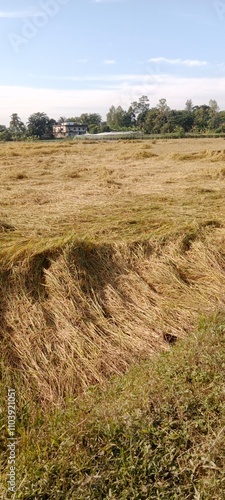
left=1, top=138, right=225, bottom=403
left=0, top=137, right=225, bottom=247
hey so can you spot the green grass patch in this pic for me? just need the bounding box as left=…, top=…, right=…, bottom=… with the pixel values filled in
left=1, top=315, right=225, bottom=498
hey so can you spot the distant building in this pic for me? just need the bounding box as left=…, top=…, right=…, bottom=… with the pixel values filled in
left=53, top=122, right=87, bottom=138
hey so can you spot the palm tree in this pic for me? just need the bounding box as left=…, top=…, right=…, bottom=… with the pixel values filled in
left=9, top=113, right=26, bottom=139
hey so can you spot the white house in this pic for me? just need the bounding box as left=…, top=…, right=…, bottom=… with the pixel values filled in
left=53, top=122, right=87, bottom=138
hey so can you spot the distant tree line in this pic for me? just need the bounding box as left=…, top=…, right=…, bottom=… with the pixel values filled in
left=106, top=97, right=225, bottom=136
left=0, top=112, right=56, bottom=142
left=1, top=97, right=225, bottom=141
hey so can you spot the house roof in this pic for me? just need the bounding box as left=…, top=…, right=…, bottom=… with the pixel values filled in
left=54, top=122, right=87, bottom=127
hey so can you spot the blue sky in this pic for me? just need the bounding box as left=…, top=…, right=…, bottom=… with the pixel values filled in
left=0, top=0, right=225, bottom=125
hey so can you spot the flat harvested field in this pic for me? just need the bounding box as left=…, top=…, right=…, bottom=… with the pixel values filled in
left=1, top=137, right=225, bottom=251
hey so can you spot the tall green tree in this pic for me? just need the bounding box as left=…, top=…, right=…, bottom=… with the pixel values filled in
left=106, top=106, right=133, bottom=129
left=131, top=95, right=150, bottom=115
left=58, top=116, right=67, bottom=124
left=157, top=98, right=170, bottom=115
left=80, top=113, right=102, bottom=127
left=142, top=108, right=163, bottom=134
left=185, top=99, right=193, bottom=112
left=208, top=100, right=220, bottom=129
left=143, top=99, right=170, bottom=134
left=107, top=106, right=117, bottom=128
left=192, top=105, right=211, bottom=131
left=9, top=113, right=26, bottom=139
left=168, top=110, right=194, bottom=133
left=27, top=112, right=56, bottom=139
left=80, top=113, right=102, bottom=132
left=209, top=99, right=219, bottom=113
left=131, top=95, right=150, bottom=126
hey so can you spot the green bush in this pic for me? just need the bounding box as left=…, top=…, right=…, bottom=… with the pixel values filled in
left=0, top=129, right=12, bottom=142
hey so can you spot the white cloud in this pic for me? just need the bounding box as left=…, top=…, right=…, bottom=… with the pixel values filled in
left=0, top=76, right=225, bottom=125
left=0, top=10, right=35, bottom=18
left=149, top=57, right=208, bottom=67
left=76, top=58, right=89, bottom=64
left=103, top=59, right=116, bottom=65
left=29, top=73, right=151, bottom=82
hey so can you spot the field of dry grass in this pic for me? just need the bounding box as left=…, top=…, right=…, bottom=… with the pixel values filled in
left=0, top=137, right=225, bottom=403
left=1, top=137, right=225, bottom=250
left=1, top=138, right=225, bottom=498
